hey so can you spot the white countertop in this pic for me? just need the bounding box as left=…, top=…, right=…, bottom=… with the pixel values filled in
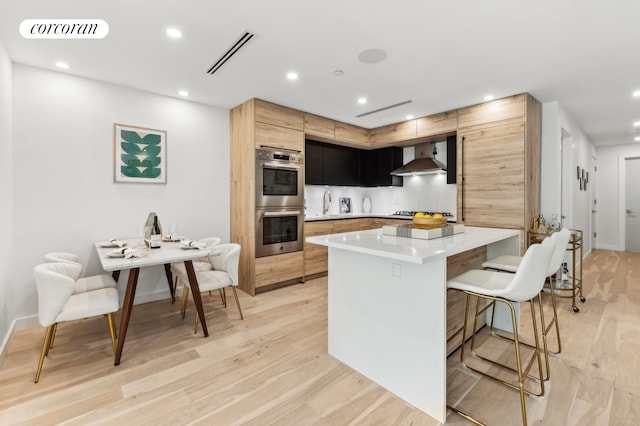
left=306, top=226, right=520, bottom=264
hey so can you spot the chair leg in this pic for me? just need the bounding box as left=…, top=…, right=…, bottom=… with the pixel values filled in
left=544, top=276, right=562, bottom=355
left=230, top=286, right=244, bottom=320
left=193, top=311, right=199, bottom=334
left=181, top=284, right=190, bottom=319
left=173, top=276, right=179, bottom=303
left=35, top=324, right=55, bottom=383
left=48, top=323, right=58, bottom=352
left=107, top=312, right=117, bottom=357
left=219, top=288, right=227, bottom=307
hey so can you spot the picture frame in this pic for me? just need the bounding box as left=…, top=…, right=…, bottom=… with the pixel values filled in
left=581, top=168, right=586, bottom=181
left=577, top=166, right=580, bottom=180
left=339, top=197, right=352, bottom=214
left=114, top=123, right=167, bottom=183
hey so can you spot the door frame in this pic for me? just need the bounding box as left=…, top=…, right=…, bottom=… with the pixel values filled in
left=618, top=155, right=640, bottom=250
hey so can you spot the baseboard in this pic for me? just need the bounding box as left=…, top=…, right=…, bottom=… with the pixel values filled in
left=0, top=318, right=17, bottom=370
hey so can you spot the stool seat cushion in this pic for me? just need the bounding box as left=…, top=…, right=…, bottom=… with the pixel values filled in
left=448, top=269, right=515, bottom=299
left=481, top=255, right=521, bottom=273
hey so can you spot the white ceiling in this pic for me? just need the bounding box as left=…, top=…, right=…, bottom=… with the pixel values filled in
left=2, top=0, right=639, bottom=147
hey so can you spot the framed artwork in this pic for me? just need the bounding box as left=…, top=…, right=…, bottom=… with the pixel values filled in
left=581, top=168, right=586, bottom=180
left=114, top=123, right=167, bottom=183
left=577, top=166, right=580, bottom=180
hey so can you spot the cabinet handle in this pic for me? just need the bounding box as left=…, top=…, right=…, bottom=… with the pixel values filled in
left=461, top=136, right=465, bottom=222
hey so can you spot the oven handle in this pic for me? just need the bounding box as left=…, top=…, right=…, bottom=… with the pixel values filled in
left=262, top=210, right=302, bottom=217
left=261, top=162, right=301, bottom=171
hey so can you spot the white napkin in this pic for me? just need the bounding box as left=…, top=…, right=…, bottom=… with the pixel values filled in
left=181, top=239, right=206, bottom=249
left=118, top=248, right=141, bottom=259
left=109, top=238, right=125, bottom=247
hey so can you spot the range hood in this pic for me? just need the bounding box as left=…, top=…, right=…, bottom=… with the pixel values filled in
left=390, top=142, right=447, bottom=176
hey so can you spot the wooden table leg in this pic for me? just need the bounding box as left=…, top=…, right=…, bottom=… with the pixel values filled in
left=184, top=260, right=209, bottom=337
left=163, top=263, right=175, bottom=303
left=115, top=267, right=140, bottom=365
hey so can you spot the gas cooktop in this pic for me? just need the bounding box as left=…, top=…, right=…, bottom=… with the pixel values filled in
left=392, top=210, right=454, bottom=217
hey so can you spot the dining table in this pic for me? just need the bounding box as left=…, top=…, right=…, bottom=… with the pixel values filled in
left=95, top=237, right=217, bottom=365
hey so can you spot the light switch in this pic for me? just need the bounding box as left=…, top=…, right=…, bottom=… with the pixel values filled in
left=392, top=263, right=401, bottom=277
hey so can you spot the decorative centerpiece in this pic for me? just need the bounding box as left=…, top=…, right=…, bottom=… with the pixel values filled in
left=412, top=212, right=447, bottom=229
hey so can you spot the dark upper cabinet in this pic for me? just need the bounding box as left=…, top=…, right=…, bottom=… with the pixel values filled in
left=304, top=139, right=402, bottom=187
left=365, top=147, right=403, bottom=187
left=304, top=140, right=324, bottom=185
left=446, top=135, right=457, bottom=185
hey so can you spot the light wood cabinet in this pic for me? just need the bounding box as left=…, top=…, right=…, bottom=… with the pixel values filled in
left=416, top=111, right=458, bottom=138
left=255, top=251, right=304, bottom=288
left=304, top=113, right=335, bottom=139
left=369, top=120, right=417, bottom=147
left=333, top=218, right=368, bottom=233
left=456, top=93, right=541, bottom=255
left=255, top=99, right=304, bottom=131
left=334, top=122, right=370, bottom=148
left=303, top=221, right=334, bottom=278
left=255, top=122, right=304, bottom=152
left=457, top=94, right=526, bottom=129
left=230, top=98, right=305, bottom=296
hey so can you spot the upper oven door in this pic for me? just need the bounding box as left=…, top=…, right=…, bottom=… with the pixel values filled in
left=256, top=158, right=304, bottom=208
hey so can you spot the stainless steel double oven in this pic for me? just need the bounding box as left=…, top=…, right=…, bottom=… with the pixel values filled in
left=255, top=147, right=304, bottom=258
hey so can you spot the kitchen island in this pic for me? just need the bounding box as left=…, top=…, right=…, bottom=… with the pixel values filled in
left=306, top=226, right=520, bottom=423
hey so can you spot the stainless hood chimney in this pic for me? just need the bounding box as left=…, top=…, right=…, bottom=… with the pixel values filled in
left=390, top=142, right=447, bottom=176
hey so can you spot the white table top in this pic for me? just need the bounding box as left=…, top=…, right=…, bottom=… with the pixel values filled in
left=95, top=238, right=216, bottom=272
left=306, top=226, right=521, bottom=264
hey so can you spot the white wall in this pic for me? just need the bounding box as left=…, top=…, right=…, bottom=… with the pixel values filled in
left=305, top=142, right=457, bottom=217
left=10, top=64, right=230, bottom=330
left=541, top=101, right=595, bottom=254
left=595, top=143, right=640, bottom=250
left=0, top=40, right=14, bottom=357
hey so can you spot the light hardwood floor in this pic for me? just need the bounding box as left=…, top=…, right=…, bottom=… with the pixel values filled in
left=0, top=249, right=638, bottom=425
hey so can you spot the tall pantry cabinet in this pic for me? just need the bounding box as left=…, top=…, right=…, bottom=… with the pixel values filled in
left=230, top=98, right=305, bottom=296
left=456, top=93, right=541, bottom=253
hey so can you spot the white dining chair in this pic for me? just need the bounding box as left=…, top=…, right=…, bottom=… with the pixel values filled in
left=170, top=237, right=222, bottom=302
left=43, top=252, right=117, bottom=294
left=446, top=239, right=554, bottom=426
left=179, top=243, right=244, bottom=333
left=33, top=262, right=120, bottom=383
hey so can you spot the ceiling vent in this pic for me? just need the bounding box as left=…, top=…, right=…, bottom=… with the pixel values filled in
left=356, top=100, right=412, bottom=118
left=206, top=30, right=255, bottom=75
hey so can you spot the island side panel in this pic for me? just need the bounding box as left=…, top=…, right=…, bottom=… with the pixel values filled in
left=327, top=247, right=447, bottom=423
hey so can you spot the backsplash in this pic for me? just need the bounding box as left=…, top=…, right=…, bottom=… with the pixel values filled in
left=305, top=173, right=456, bottom=216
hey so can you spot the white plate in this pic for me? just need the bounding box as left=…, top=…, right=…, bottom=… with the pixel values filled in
left=99, top=240, right=127, bottom=248
left=162, top=235, right=181, bottom=242
left=107, top=250, right=126, bottom=258
left=181, top=245, right=200, bottom=250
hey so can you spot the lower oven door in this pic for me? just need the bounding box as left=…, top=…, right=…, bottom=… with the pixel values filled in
left=255, top=207, right=304, bottom=258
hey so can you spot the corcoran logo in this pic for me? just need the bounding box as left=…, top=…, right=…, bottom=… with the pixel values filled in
left=20, top=19, right=109, bottom=39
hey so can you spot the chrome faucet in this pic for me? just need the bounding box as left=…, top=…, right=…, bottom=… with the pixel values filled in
left=323, top=190, right=331, bottom=215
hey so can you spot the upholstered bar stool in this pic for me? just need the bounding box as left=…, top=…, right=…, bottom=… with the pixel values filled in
left=447, top=240, right=554, bottom=426
left=482, top=228, right=571, bottom=361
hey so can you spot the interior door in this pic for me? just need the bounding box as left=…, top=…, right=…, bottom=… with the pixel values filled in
left=625, top=157, right=640, bottom=252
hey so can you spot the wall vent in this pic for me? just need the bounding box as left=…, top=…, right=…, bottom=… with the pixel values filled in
left=206, top=30, right=255, bottom=75
left=356, top=100, right=412, bottom=117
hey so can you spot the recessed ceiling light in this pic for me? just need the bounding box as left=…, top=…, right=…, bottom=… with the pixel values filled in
left=166, top=28, right=182, bottom=39
left=178, top=90, right=189, bottom=97
left=484, top=94, right=495, bottom=101
left=633, top=90, right=640, bottom=98
left=358, top=48, right=387, bottom=64
left=634, top=121, right=640, bottom=127
left=54, top=61, right=70, bottom=69
left=635, top=136, right=640, bottom=142
left=333, top=70, right=344, bottom=77
left=286, top=72, right=298, bottom=81
left=357, top=97, right=367, bottom=105
left=406, top=115, right=414, bottom=120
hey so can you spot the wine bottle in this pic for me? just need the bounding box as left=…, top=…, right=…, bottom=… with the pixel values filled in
left=150, top=215, right=161, bottom=249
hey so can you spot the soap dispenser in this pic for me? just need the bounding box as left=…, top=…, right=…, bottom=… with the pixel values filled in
left=363, top=196, right=371, bottom=214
